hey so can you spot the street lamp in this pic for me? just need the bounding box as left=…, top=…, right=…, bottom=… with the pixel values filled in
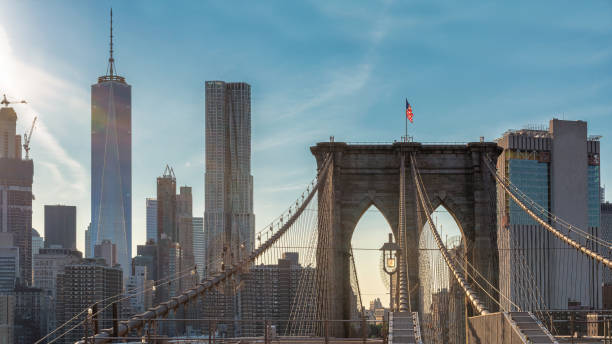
left=380, top=233, right=400, bottom=312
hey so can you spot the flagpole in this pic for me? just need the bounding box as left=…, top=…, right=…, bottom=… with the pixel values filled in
left=405, top=112, right=407, bottom=142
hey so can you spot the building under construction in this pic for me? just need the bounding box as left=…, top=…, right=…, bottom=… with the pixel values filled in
left=0, top=97, right=34, bottom=286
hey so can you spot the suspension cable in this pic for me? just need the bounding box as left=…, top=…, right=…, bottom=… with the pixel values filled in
left=484, top=155, right=610, bottom=248
left=36, top=263, right=199, bottom=344
left=483, top=155, right=612, bottom=269
left=453, top=251, right=520, bottom=311
left=78, top=155, right=334, bottom=343
left=45, top=265, right=198, bottom=344
left=411, top=153, right=490, bottom=315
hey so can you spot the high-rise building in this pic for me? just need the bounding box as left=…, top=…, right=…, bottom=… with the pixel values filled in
left=84, top=223, right=92, bottom=258
left=192, top=217, right=205, bottom=277
left=33, top=248, right=82, bottom=299
left=157, top=166, right=177, bottom=242
left=146, top=198, right=158, bottom=243
left=155, top=166, right=178, bottom=308
left=223, top=252, right=314, bottom=336
left=56, top=258, right=122, bottom=344
left=136, top=240, right=157, bottom=281
left=94, top=239, right=117, bottom=267
left=177, top=186, right=194, bottom=289
left=31, top=228, right=43, bottom=261
left=0, top=102, right=33, bottom=286
left=602, top=203, right=612, bottom=286
left=32, top=248, right=82, bottom=334
left=13, top=285, right=49, bottom=344
left=497, top=119, right=602, bottom=310
left=44, top=205, right=76, bottom=250
left=204, top=81, right=254, bottom=274
left=125, top=265, right=153, bottom=315
left=155, top=169, right=201, bottom=336
left=0, top=294, right=15, bottom=344
left=155, top=241, right=181, bottom=336
left=0, top=238, right=19, bottom=292
left=90, top=10, right=132, bottom=280
left=155, top=166, right=178, bottom=304
left=177, top=187, right=193, bottom=249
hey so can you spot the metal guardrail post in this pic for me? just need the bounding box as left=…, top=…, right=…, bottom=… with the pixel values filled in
left=84, top=313, right=89, bottom=344
left=361, top=316, right=367, bottom=343
left=146, top=320, right=151, bottom=344
left=213, top=320, right=217, bottom=343
left=383, top=316, right=388, bottom=344
left=153, top=319, right=157, bottom=343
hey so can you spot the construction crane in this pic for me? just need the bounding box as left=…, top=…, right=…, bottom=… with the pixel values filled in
left=23, top=116, right=37, bottom=160
left=1, top=94, right=27, bottom=107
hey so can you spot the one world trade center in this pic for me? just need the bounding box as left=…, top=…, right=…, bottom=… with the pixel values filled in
left=90, top=9, right=131, bottom=280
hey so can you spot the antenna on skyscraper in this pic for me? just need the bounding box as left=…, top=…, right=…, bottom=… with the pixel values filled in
left=107, top=8, right=116, bottom=76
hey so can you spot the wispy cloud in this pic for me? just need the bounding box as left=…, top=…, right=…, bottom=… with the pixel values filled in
left=0, top=26, right=89, bottom=236
left=254, top=127, right=328, bottom=152
left=260, top=183, right=308, bottom=193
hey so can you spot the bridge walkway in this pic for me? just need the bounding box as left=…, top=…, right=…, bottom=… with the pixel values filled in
left=507, top=312, right=558, bottom=343
left=388, top=312, right=422, bottom=344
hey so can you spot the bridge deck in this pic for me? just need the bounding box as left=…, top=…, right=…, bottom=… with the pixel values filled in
left=468, top=312, right=558, bottom=344
left=507, top=312, right=557, bottom=343
left=389, top=312, right=422, bottom=344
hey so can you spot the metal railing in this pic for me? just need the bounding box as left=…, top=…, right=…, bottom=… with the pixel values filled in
left=79, top=318, right=389, bottom=344
left=534, top=310, right=612, bottom=340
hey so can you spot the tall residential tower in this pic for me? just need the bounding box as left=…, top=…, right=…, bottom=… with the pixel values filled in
left=204, top=81, right=254, bottom=274
left=90, top=10, right=132, bottom=279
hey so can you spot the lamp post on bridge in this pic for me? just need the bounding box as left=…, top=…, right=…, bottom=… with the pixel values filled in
left=380, top=233, right=400, bottom=312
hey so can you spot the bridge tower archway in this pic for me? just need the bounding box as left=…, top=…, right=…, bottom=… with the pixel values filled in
left=311, top=141, right=501, bottom=337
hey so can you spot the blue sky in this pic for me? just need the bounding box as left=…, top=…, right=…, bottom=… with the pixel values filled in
left=1, top=1, right=611, bottom=305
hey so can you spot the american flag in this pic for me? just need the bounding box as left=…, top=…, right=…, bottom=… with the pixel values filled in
left=406, top=99, right=413, bottom=123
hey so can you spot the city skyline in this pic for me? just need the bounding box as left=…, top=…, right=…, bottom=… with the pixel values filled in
left=0, top=1, right=611, bottom=309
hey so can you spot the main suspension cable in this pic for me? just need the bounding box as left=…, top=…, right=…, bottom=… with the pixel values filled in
left=483, top=155, right=612, bottom=269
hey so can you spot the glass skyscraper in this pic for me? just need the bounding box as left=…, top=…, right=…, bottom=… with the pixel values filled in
left=146, top=198, right=157, bottom=243
left=497, top=119, right=602, bottom=310
left=90, top=10, right=131, bottom=279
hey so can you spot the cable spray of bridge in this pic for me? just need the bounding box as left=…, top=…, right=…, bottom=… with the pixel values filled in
left=410, top=153, right=490, bottom=315
left=77, top=154, right=334, bottom=343
left=483, top=155, right=612, bottom=269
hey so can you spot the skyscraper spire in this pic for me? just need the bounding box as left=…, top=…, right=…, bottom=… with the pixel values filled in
left=98, top=8, right=125, bottom=83
left=108, top=8, right=115, bottom=76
